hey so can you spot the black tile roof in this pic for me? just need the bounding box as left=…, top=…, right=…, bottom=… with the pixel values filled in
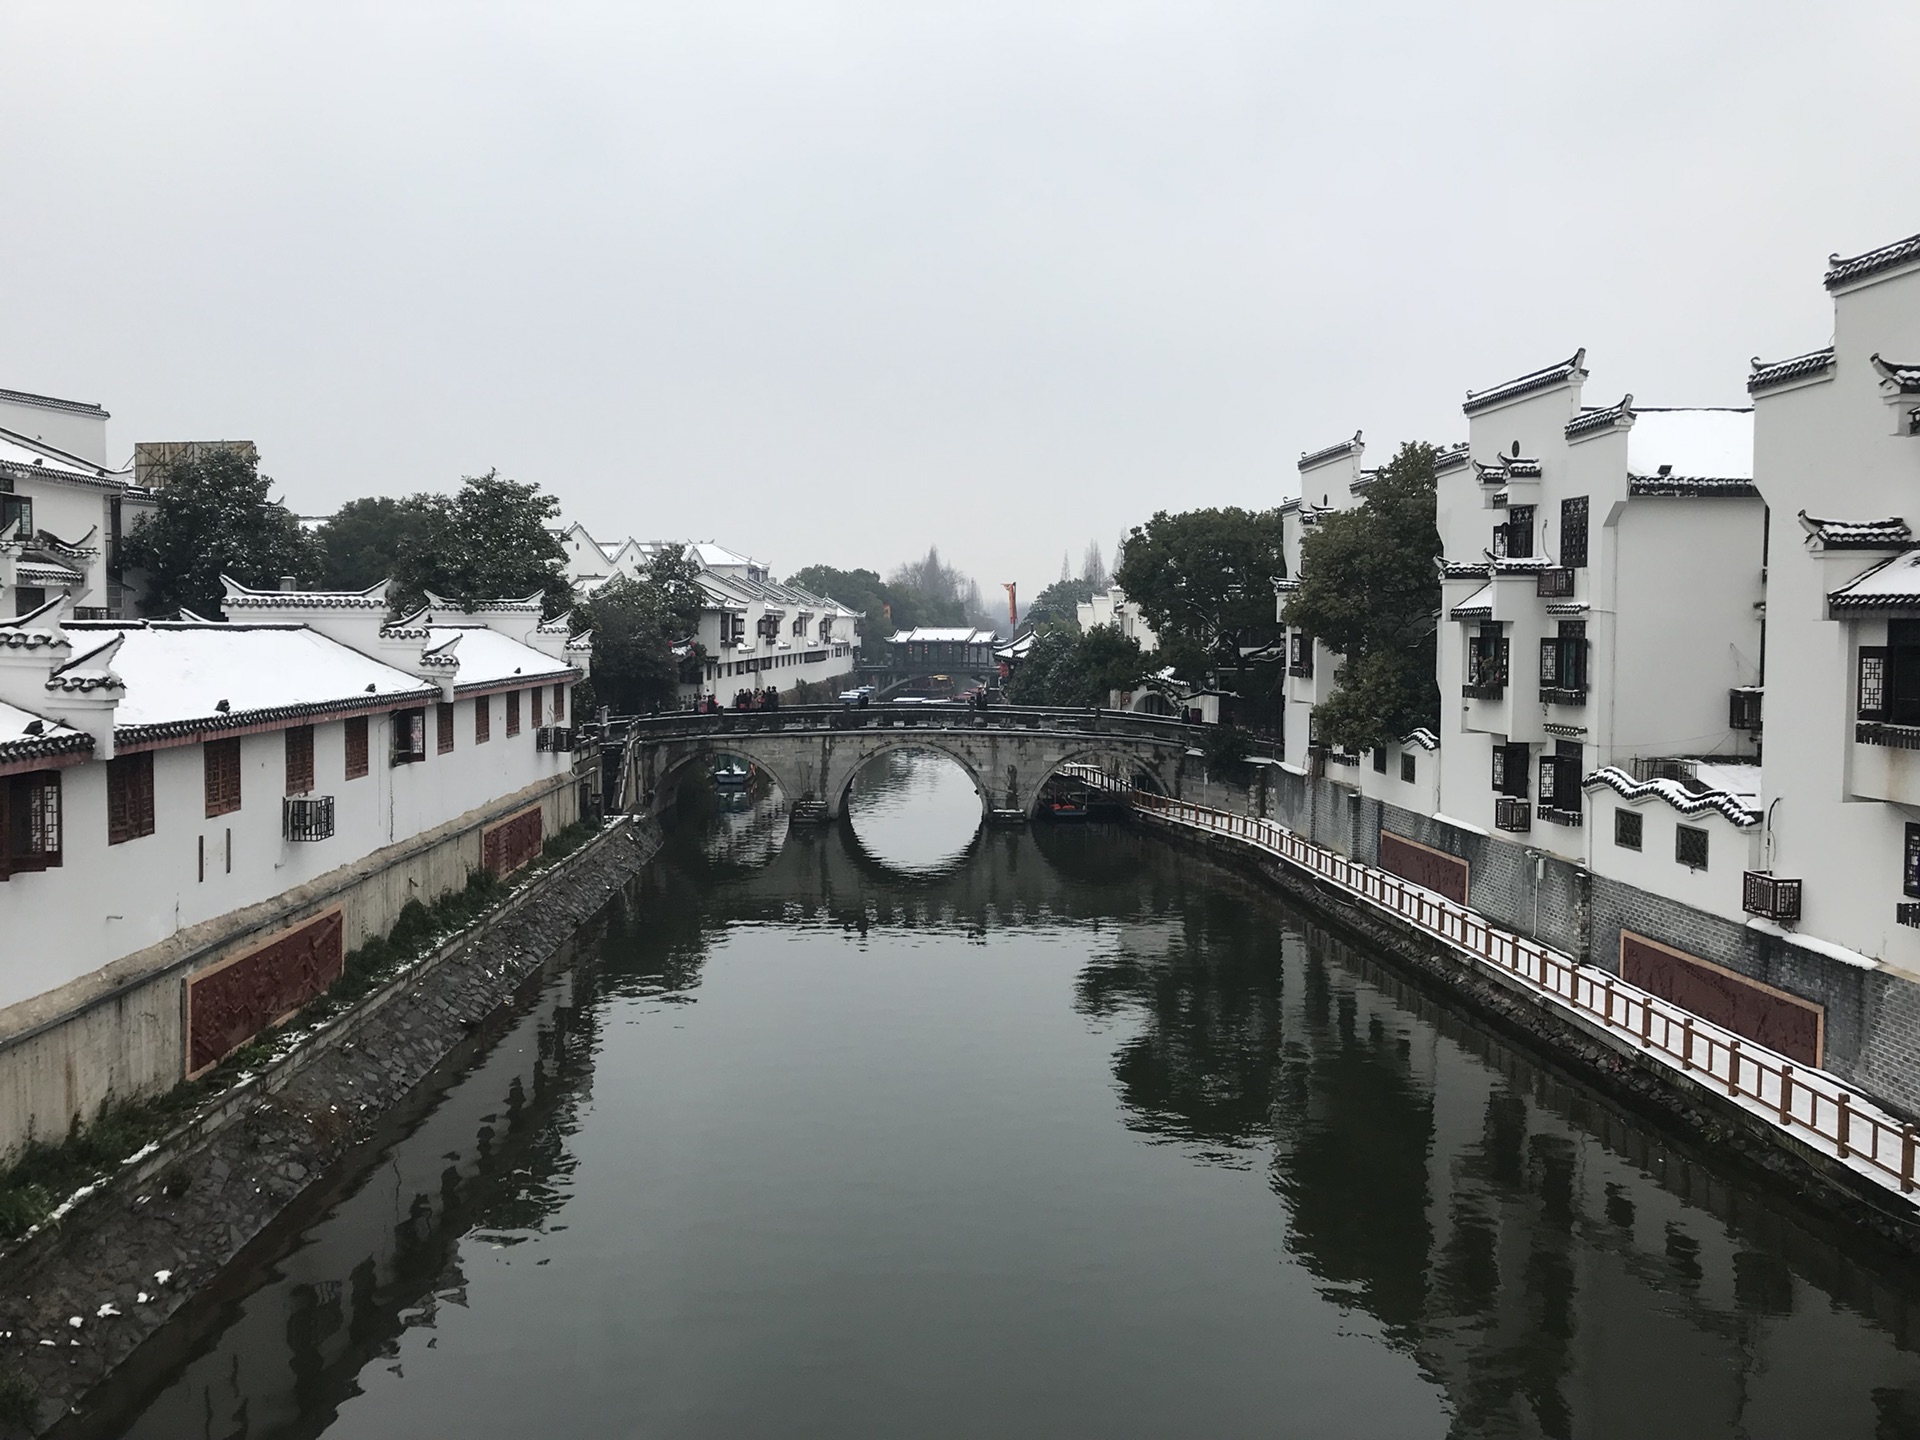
left=1464, top=348, right=1586, bottom=416
left=1748, top=348, right=1835, bottom=394
left=1298, top=430, right=1363, bottom=472
left=0, top=387, right=109, bottom=418
left=1825, top=231, right=1920, bottom=290
left=1796, top=512, right=1912, bottom=550
left=1627, top=476, right=1762, bottom=498
left=1566, top=394, right=1633, bottom=440
left=1431, top=443, right=1472, bottom=473
left=1871, top=355, right=1920, bottom=397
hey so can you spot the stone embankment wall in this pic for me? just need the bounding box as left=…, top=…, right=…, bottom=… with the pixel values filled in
left=1225, top=763, right=1920, bottom=1121
left=1139, top=813, right=1920, bottom=1259
left=0, top=817, right=659, bottom=1438
left=0, top=774, right=583, bottom=1164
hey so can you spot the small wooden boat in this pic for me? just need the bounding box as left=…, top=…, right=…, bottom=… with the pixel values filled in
left=713, top=760, right=752, bottom=790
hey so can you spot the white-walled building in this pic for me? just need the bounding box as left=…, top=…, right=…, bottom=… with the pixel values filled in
left=1075, top=586, right=1159, bottom=652
left=1746, top=228, right=1920, bottom=965
left=0, top=387, right=156, bottom=620
left=1435, top=350, right=1764, bottom=866
left=551, top=523, right=861, bottom=703
left=690, top=567, right=861, bottom=701
left=1277, top=432, right=1370, bottom=765
left=0, top=579, right=590, bottom=1154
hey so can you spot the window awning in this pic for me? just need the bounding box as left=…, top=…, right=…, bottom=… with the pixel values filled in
left=1449, top=584, right=1492, bottom=620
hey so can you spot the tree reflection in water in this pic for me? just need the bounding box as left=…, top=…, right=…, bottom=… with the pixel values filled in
left=66, top=768, right=1920, bottom=1440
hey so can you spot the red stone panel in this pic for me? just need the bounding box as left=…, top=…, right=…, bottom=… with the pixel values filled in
left=1620, top=931, right=1823, bottom=1066
left=1378, top=831, right=1469, bottom=905
left=482, top=806, right=544, bottom=877
left=186, top=908, right=344, bottom=1078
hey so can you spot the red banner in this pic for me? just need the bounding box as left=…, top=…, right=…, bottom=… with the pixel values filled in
left=1621, top=931, right=1823, bottom=1066
left=1378, top=831, right=1469, bottom=905
left=186, top=908, right=344, bottom=1078
left=482, top=806, right=544, bottom=877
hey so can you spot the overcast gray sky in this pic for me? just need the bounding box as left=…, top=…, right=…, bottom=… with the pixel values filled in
left=4, top=2, right=1917, bottom=601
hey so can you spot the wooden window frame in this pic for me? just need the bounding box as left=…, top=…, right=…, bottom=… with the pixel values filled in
left=344, top=715, right=370, bottom=779
left=553, top=683, right=565, bottom=721
left=507, top=691, right=521, bottom=737
left=285, top=724, right=315, bottom=796
left=531, top=687, right=544, bottom=729
left=475, top=695, right=491, bottom=745
left=1616, top=808, right=1643, bottom=851
left=437, top=702, right=456, bottom=755
left=1, top=770, right=63, bottom=877
left=204, top=737, right=242, bottom=818
left=107, top=751, right=156, bottom=845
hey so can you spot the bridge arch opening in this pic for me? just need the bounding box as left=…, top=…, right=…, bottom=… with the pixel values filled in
left=842, top=748, right=986, bottom=875
left=1031, top=747, right=1171, bottom=818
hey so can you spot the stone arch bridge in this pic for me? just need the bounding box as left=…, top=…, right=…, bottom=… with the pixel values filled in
left=617, top=705, right=1216, bottom=821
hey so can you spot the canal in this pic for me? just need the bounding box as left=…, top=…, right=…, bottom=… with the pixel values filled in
left=67, top=753, right=1920, bottom=1438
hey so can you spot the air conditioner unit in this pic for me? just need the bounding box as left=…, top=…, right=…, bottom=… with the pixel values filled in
left=537, top=726, right=575, bottom=753
left=284, top=795, right=336, bottom=842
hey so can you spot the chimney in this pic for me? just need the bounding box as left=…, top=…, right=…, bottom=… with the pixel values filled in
left=279, top=575, right=297, bottom=592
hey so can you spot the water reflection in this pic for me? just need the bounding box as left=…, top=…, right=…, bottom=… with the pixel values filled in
left=69, top=756, right=1920, bottom=1440
left=844, top=749, right=982, bottom=873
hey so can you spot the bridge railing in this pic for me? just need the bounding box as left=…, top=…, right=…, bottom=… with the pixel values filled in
left=614, top=703, right=1275, bottom=753
left=1130, top=789, right=1920, bottom=1206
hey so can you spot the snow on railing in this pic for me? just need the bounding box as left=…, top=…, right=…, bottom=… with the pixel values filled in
left=1130, top=789, right=1920, bottom=1207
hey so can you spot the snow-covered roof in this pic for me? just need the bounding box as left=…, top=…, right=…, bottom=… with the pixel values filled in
left=1871, top=355, right=1920, bottom=397
left=0, top=426, right=128, bottom=487
left=1402, top=728, right=1439, bottom=751
left=1624, top=408, right=1753, bottom=484
left=1431, top=443, right=1472, bottom=474
left=423, top=624, right=581, bottom=694
left=1441, top=560, right=1489, bottom=581
left=690, top=541, right=760, bottom=570
left=889, top=627, right=997, bottom=644
left=67, top=622, right=439, bottom=745
left=222, top=577, right=391, bottom=613
left=1449, top=584, right=1492, bottom=619
left=1299, top=431, right=1363, bottom=471
left=1798, top=513, right=1912, bottom=552
left=1748, top=347, right=1835, bottom=394
left=1829, top=551, right=1920, bottom=611
left=1583, top=766, right=1760, bottom=827
left=0, top=698, right=91, bottom=769
left=1463, top=348, right=1586, bottom=416
left=995, top=631, right=1038, bottom=661
left=1825, top=230, right=1920, bottom=291
left=16, top=560, right=83, bottom=588
left=0, top=387, right=108, bottom=419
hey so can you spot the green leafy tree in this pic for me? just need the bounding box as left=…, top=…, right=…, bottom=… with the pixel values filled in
left=575, top=545, right=706, bottom=713
left=1022, top=576, right=1095, bottom=630
left=1005, top=624, right=1147, bottom=707
left=120, top=447, right=320, bottom=618
left=1114, top=507, right=1287, bottom=685
left=1282, top=442, right=1442, bottom=751
left=391, top=470, right=571, bottom=615
left=314, top=495, right=438, bottom=591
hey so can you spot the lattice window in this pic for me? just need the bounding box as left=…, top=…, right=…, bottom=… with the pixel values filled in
left=204, top=738, right=242, bottom=818
left=285, top=725, right=314, bottom=796
left=1676, top=824, right=1709, bottom=870
left=553, top=683, right=565, bottom=721
left=2, top=771, right=63, bottom=877
left=1400, top=753, right=1416, bottom=784
left=1372, top=748, right=1388, bottom=774
left=108, top=751, right=155, bottom=845
left=1906, top=823, right=1920, bottom=900
left=1561, top=496, right=1589, bottom=568
left=1616, top=809, right=1642, bottom=850
left=507, top=691, right=521, bottom=737
left=437, top=702, right=455, bottom=755
left=475, top=695, right=492, bottom=745
left=344, top=716, right=370, bottom=779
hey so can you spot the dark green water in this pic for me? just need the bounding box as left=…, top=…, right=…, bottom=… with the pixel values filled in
left=74, top=754, right=1920, bottom=1439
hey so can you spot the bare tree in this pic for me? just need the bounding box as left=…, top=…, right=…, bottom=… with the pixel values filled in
left=1080, top=540, right=1109, bottom=589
